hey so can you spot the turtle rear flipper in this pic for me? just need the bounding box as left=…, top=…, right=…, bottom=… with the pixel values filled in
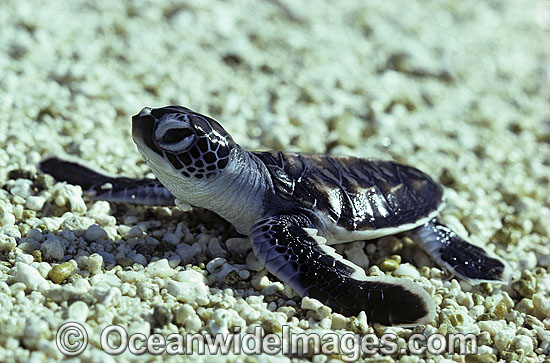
left=408, top=218, right=508, bottom=284
left=250, top=214, right=436, bottom=326
left=39, top=157, right=175, bottom=206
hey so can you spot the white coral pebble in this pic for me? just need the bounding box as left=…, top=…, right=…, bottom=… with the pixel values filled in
left=166, top=270, right=209, bottom=305
left=13, top=262, right=49, bottom=292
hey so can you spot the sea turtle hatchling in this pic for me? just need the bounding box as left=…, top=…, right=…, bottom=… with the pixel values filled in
left=40, top=106, right=509, bottom=326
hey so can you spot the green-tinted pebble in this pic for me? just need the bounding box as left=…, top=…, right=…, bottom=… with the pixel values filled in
left=477, top=331, right=493, bottom=346
left=513, top=271, right=537, bottom=298
left=48, top=262, right=74, bottom=284
left=22, top=210, right=36, bottom=219
left=380, top=258, right=399, bottom=272
left=493, top=301, right=508, bottom=319
left=32, top=250, right=42, bottom=263
left=450, top=313, right=464, bottom=326
left=224, top=270, right=240, bottom=285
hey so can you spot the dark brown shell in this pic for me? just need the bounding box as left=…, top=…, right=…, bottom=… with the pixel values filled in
left=253, top=151, right=443, bottom=231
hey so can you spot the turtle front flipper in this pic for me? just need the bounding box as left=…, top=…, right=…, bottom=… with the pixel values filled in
left=250, top=214, right=436, bottom=326
left=39, top=157, right=175, bottom=206
left=408, top=218, right=508, bottom=284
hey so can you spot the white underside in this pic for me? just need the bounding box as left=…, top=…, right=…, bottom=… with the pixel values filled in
left=322, top=203, right=444, bottom=245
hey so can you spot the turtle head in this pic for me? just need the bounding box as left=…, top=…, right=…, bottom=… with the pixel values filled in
left=132, top=106, right=236, bottom=181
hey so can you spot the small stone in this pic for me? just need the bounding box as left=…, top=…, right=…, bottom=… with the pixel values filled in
left=32, top=250, right=42, bottom=263
left=48, top=261, right=75, bottom=284
left=10, top=282, right=27, bottom=295
left=88, top=253, right=103, bottom=274
left=13, top=262, right=49, bottom=291
left=464, top=354, right=497, bottom=363
left=90, top=273, right=121, bottom=287
left=175, top=304, right=202, bottom=331
left=132, top=253, right=147, bottom=265
left=251, top=274, right=270, bottom=291
left=10, top=179, right=33, bottom=198
left=263, top=282, right=284, bottom=296
left=331, top=313, right=347, bottom=330
left=380, top=258, right=399, bottom=272
left=167, top=255, right=181, bottom=268
left=513, top=334, right=534, bottom=354
left=343, top=241, right=369, bottom=270
left=61, top=215, right=95, bottom=232
left=519, top=252, right=538, bottom=270
left=145, top=259, right=176, bottom=278
left=513, top=270, right=537, bottom=298
left=206, top=257, right=226, bottom=272
left=389, top=254, right=402, bottom=264
left=301, top=296, right=323, bottom=311
left=23, top=316, right=49, bottom=349
left=119, top=270, right=143, bottom=283
left=225, top=237, right=251, bottom=258
left=245, top=251, right=264, bottom=271
left=15, top=253, right=33, bottom=266
left=469, top=305, right=485, bottom=320
left=224, top=270, right=240, bottom=285
left=477, top=331, right=493, bottom=347
left=0, top=235, right=16, bottom=252
left=208, top=238, right=228, bottom=258
left=36, top=262, right=52, bottom=278
left=238, top=270, right=250, bottom=280
left=494, top=328, right=516, bottom=351
left=126, top=226, right=143, bottom=238
left=25, top=196, right=46, bottom=211
left=68, top=301, right=89, bottom=322
left=22, top=209, right=36, bottom=219
left=524, top=314, right=544, bottom=327
left=87, top=201, right=114, bottom=225
left=0, top=211, right=15, bottom=227
left=153, top=306, right=171, bottom=327
left=41, top=236, right=65, bottom=260
left=85, top=224, right=108, bottom=241
left=167, top=270, right=209, bottom=305
left=398, top=357, right=421, bottom=363
left=493, top=301, right=508, bottom=319
left=393, top=263, right=420, bottom=278
left=478, top=320, right=507, bottom=336
left=116, top=257, right=133, bottom=267
left=97, top=251, right=115, bottom=266
left=176, top=243, right=203, bottom=263
left=515, top=298, right=534, bottom=314
left=449, top=313, right=465, bottom=326
left=136, top=282, right=155, bottom=301
left=28, top=228, right=44, bottom=242
left=532, top=293, right=550, bottom=317
left=56, top=184, right=87, bottom=213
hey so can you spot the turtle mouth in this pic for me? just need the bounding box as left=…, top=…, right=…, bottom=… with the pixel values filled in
left=132, top=107, right=163, bottom=156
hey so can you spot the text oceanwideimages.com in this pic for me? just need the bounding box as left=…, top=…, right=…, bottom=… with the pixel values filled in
left=57, top=322, right=478, bottom=360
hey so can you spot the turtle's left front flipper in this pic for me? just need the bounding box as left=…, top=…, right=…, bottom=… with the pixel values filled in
left=251, top=214, right=436, bottom=326
left=39, top=157, right=175, bottom=206
left=408, top=218, right=508, bottom=284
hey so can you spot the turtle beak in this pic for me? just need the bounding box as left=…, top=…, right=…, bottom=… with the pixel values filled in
left=132, top=107, right=163, bottom=156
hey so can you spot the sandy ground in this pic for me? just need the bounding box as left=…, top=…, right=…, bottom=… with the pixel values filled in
left=0, top=0, right=549, bottom=362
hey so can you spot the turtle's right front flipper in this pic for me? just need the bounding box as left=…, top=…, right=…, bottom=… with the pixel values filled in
left=39, top=157, right=175, bottom=206
left=250, top=214, right=436, bottom=326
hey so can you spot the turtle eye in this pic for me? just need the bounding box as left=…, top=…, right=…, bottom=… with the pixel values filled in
left=162, top=128, right=193, bottom=144
left=157, top=127, right=195, bottom=152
